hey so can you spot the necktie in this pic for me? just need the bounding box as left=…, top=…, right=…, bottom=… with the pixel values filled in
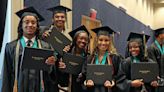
left=27, top=40, right=32, bottom=47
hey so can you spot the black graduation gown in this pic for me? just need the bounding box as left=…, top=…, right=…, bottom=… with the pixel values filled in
left=39, top=25, right=69, bottom=91
left=40, top=25, right=68, bottom=92
left=147, top=42, right=164, bottom=92
left=71, top=57, right=87, bottom=92
left=57, top=50, right=87, bottom=92
left=70, top=52, right=87, bottom=92
left=1, top=39, right=58, bottom=92
left=84, top=54, right=123, bottom=92
left=117, top=57, right=156, bottom=92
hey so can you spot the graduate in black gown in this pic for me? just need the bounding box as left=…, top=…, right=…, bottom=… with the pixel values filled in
left=147, top=28, right=164, bottom=92
left=1, top=7, right=57, bottom=92
left=57, top=25, right=90, bottom=92
left=39, top=5, right=72, bottom=92
left=117, top=32, right=158, bottom=92
left=84, top=26, right=123, bottom=92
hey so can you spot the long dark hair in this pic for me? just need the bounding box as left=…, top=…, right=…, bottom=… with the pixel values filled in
left=17, top=16, right=40, bottom=39
left=125, top=39, right=145, bottom=61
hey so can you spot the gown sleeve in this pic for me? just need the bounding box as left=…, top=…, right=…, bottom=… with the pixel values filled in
left=147, top=44, right=161, bottom=63
left=116, top=58, right=131, bottom=92
left=1, top=43, right=15, bottom=92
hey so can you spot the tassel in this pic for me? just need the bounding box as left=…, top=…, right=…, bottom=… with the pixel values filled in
left=68, top=74, right=72, bottom=92
left=13, top=80, right=18, bottom=92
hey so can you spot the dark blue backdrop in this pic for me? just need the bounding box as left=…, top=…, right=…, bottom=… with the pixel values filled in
left=73, top=0, right=153, bottom=56
left=24, top=0, right=60, bottom=26
left=24, top=0, right=153, bottom=56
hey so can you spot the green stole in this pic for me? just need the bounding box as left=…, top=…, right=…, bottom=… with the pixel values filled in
left=20, top=37, right=37, bottom=48
left=95, top=51, right=108, bottom=65
left=155, top=40, right=164, bottom=55
left=132, top=56, right=140, bottom=63
left=20, top=37, right=44, bottom=92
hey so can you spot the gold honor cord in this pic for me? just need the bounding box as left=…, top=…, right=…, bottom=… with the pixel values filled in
left=13, top=40, right=20, bottom=92
left=13, top=40, right=43, bottom=92
left=143, top=31, right=147, bottom=58
left=112, top=32, right=115, bottom=50
left=68, top=74, right=72, bottom=92
left=141, top=31, right=148, bottom=92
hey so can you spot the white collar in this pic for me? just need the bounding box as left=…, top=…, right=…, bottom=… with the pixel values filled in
left=23, top=36, right=36, bottom=44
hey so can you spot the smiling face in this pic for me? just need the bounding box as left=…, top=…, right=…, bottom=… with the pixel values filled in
left=76, top=32, right=89, bottom=49
left=97, top=35, right=111, bottom=52
left=128, top=41, right=140, bottom=57
left=53, top=12, right=66, bottom=28
left=22, top=15, right=38, bottom=38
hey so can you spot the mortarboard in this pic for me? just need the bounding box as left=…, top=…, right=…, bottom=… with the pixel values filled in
left=91, top=26, right=116, bottom=36
left=69, top=25, right=90, bottom=38
left=127, top=32, right=150, bottom=58
left=127, top=32, right=150, bottom=42
left=16, top=7, right=44, bottom=21
left=47, top=5, right=71, bottom=14
left=154, top=28, right=164, bottom=36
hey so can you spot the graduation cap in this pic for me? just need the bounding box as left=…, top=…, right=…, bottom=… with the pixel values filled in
left=92, top=26, right=116, bottom=36
left=47, top=5, right=71, bottom=14
left=127, top=32, right=150, bottom=42
left=127, top=32, right=150, bottom=58
left=16, top=7, right=44, bottom=21
left=48, top=5, right=71, bottom=28
left=69, top=25, right=90, bottom=38
left=154, top=28, right=164, bottom=37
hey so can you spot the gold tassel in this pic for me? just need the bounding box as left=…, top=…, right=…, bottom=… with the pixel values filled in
left=13, top=80, right=18, bottom=92
left=68, top=74, right=72, bottom=92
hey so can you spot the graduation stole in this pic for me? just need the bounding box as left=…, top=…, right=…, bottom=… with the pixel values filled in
left=95, top=51, right=108, bottom=65
left=67, top=47, right=85, bottom=92
left=13, top=38, right=44, bottom=92
left=91, top=51, right=112, bottom=65
left=155, top=40, right=164, bottom=55
left=20, top=37, right=38, bottom=48
left=91, top=51, right=114, bottom=74
left=132, top=56, right=140, bottom=63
